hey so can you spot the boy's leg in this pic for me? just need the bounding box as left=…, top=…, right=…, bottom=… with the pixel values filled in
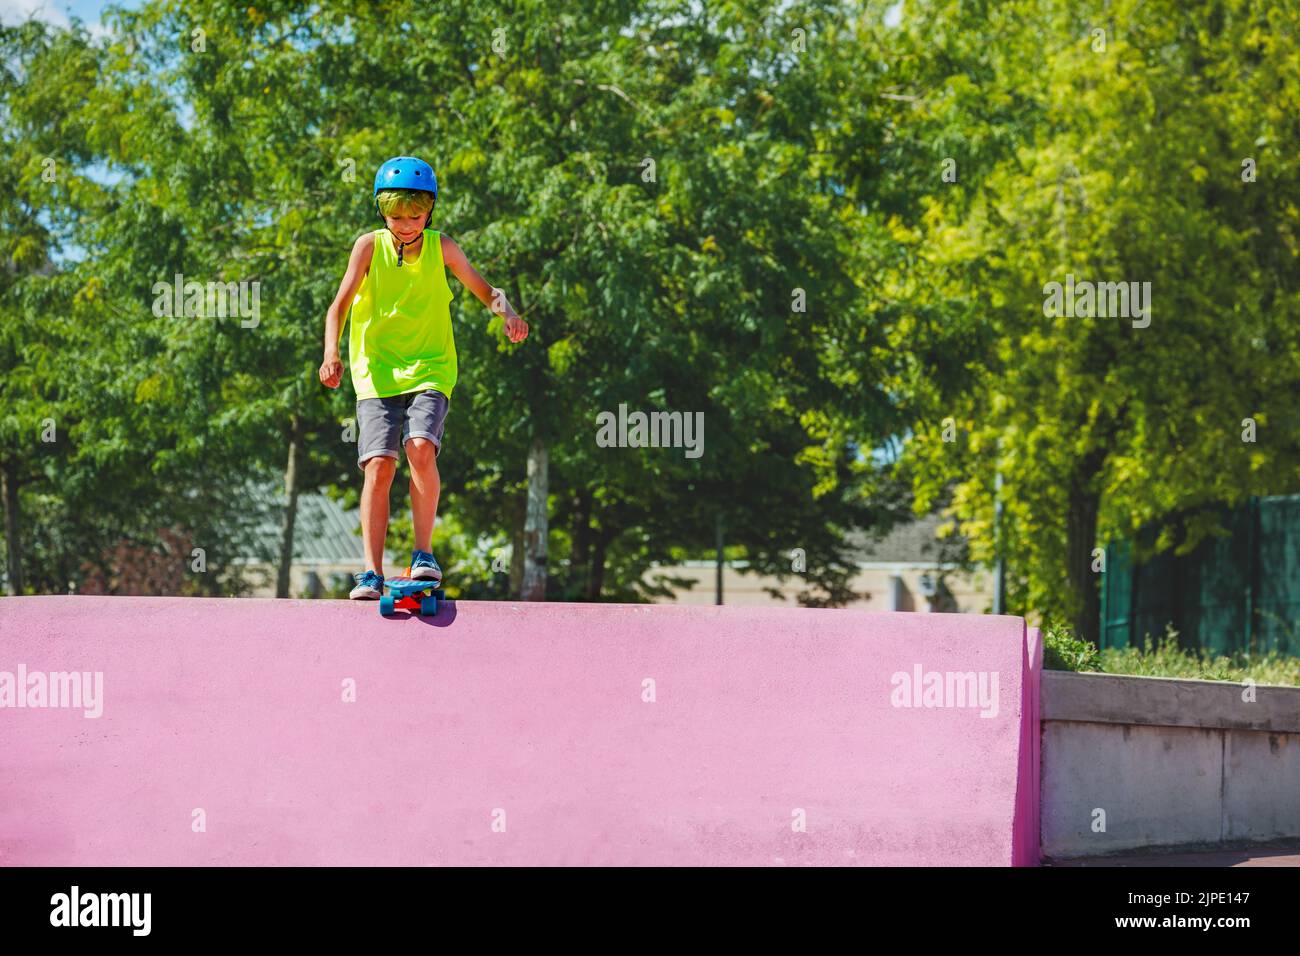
left=361, top=456, right=397, bottom=571
left=356, top=396, right=405, bottom=573
left=406, top=438, right=439, bottom=554
left=403, top=389, right=451, bottom=554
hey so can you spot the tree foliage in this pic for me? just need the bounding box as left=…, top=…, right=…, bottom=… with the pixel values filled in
left=2, top=1, right=1296, bottom=626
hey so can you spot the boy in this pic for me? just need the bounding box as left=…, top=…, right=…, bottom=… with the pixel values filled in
left=319, top=156, right=529, bottom=599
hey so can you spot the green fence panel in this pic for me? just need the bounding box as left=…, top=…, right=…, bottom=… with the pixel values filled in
left=1101, top=539, right=1133, bottom=649
left=1184, top=503, right=1253, bottom=656
left=1256, top=495, right=1300, bottom=656
left=1102, top=495, right=1299, bottom=657
left=1131, top=543, right=1180, bottom=651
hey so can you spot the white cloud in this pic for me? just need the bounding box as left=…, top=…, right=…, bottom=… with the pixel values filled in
left=0, top=0, right=72, bottom=29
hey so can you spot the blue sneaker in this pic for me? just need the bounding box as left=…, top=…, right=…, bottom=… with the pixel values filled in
left=410, top=549, right=442, bottom=583
left=349, top=569, right=384, bottom=600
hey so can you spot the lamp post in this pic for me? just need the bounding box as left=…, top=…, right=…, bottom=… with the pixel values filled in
left=715, top=513, right=724, bottom=605
left=993, top=469, right=1006, bottom=615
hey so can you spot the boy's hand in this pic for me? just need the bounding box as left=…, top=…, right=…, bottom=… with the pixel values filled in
left=319, top=351, right=344, bottom=389
left=504, top=313, right=529, bottom=344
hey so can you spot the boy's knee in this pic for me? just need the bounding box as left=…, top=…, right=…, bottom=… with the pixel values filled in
left=363, top=455, right=398, bottom=483
left=406, top=437, right=439, bottom=469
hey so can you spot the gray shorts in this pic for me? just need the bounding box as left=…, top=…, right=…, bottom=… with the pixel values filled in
left=356, top=388, right=450, bottom=470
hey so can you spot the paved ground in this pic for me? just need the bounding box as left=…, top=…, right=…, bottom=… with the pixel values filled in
left=1048, top=839, right=1300, bottom=866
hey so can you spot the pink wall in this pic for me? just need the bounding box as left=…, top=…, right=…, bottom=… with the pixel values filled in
left=0, top=597, right=1040, bottom=866
left=1014, top=627, right=1043, bottom=867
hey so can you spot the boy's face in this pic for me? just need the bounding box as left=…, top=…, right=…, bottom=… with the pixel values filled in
left=383, top=207, right=427, bottom=243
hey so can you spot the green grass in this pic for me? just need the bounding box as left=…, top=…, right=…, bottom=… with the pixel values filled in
left=1042, top=623, right=1300, bottom=687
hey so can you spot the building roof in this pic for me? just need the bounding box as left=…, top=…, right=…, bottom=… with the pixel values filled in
left=844, top=512, right=967, bottom=565
left=236, top=482, right=388, bottom=565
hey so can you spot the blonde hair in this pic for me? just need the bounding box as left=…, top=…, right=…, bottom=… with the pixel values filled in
left=377, top=188, right=435, bottom=218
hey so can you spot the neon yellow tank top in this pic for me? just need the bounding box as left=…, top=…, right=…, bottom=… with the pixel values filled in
left=348, top=228, right=457, bottom=400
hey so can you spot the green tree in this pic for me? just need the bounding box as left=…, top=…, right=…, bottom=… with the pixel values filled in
left=877, top=0, right=1300, bottom=640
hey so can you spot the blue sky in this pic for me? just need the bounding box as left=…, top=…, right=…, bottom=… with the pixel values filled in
left=0, top=0, right=141, bottom=29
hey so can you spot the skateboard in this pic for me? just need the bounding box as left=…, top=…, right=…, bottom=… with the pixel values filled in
left=379, top=567, right=445, bottom=617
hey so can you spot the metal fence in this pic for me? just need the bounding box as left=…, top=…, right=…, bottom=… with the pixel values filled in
left=1101, top=495, right=1300, bottom=656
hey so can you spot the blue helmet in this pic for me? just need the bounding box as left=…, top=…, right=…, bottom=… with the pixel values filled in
left=373, top=156, right=438, bottom=199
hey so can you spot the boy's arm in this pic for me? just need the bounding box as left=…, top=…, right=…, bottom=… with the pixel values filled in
left=441, top=235, right=529, bottom=344
left=319, top=232, right=376, bottom=389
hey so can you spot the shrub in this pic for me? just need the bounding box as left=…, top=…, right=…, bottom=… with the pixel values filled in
left=1042, top=622, right=1300, bottom=686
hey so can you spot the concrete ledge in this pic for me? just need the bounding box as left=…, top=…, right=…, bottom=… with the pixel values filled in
left=1041, top=669, right=1300, bottom=732
left=1041, top=669, right=1300, bottom=858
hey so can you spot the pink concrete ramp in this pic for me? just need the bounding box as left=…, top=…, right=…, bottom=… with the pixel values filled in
left=0, top=597, right=1040, bottom=866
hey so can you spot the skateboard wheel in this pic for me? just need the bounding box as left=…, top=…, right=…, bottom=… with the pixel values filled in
left=432, top=588, right=445, bottom=601
left=380, top=595, right=395, bottom=616
left=420, top=595, right=438, bottom=616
